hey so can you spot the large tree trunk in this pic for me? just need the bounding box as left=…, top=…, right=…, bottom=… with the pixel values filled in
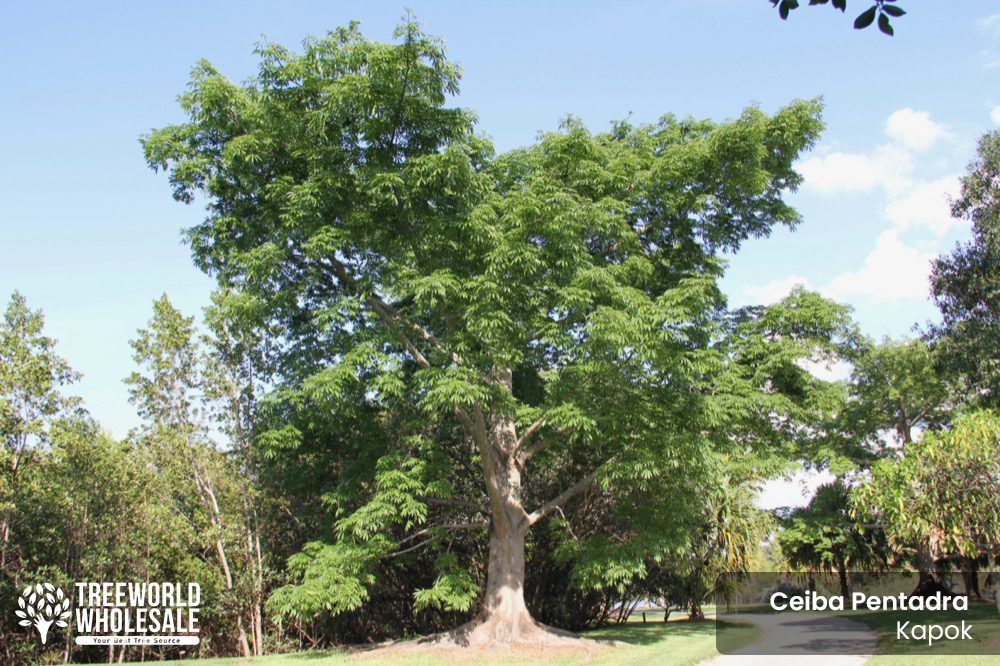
left=468, top=528, right=535, bottom=640
left=422, top=368, right=579, bottom=648
left=441, top=509, right=578, bottom=647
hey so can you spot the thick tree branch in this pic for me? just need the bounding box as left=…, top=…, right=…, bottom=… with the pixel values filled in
left=318, top=256, right=483, bottom=441
left=526, top=461, right=609, bottom=526
left=472, top=402, right=497, bottom=457
left=321, top=255, right=482, bottom=441
left=322, top=255, right=466, bottom=368
left=317, top=257, right=428, bottom=365
left=518, top=437, right=558, bottom=466
left=379, top=297, right=466, bottom=367
left=370, top=300, right=431, bottom=369
left=514, top=417, right=544, bottom=456
left=388, top=522, right=487, bottom=558
left=452, top=405, right=477, bottom=440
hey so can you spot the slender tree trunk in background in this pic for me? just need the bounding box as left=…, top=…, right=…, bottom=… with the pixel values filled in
left=195, top=464, right=252, bottom=657
left=0, top=516, right=9, bottom=572
left=915, top=542, right=937, bottom=586
left=986, top=553, right=1000, bottom=614
left=961, top=559, right=981, bottom=599
left=837, top=567, right=850, bottom=599
left=246, top=498, right=264, bottom=656
left=1, top=450, right=23, bottom=573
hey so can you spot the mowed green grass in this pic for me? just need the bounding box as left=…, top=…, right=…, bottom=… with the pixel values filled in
left=125, top=617, right=759, bottom=666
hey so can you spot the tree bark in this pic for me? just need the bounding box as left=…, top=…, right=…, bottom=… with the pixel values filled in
left=421, top=368, right=580, bottom=647
left=439, top=500, right=578, bottom=646
left=961, top=559, right=981, bottom=600
left=915, top=541, right=937, bottom=587
left=837, top=567, right=850, bottom=600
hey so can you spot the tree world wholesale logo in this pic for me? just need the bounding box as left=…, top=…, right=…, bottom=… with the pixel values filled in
left=15, top=582, right=201, bottom=646
left=16, top=584, right=71, bottom=644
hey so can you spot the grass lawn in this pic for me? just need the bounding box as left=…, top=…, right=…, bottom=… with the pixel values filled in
left=126, top=618, right=760, bottom=666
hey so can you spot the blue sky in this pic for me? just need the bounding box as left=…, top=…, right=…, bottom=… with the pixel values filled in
left=2, top=0, right=998, bottom=472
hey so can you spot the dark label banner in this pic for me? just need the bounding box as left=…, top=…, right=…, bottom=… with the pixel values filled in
left=714, top=572, right=1000, bottom=656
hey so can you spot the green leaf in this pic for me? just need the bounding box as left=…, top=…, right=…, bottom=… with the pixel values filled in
left=877, top=12, right=894, bottom=35
left=854, top=6, right=878, bottom=29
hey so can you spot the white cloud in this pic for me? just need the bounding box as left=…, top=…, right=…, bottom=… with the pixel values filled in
left=799, top=109, right=953, bottom=195
left=991, top=105, right=1000, bottom=125
left=742, top=230, right=938, bottom=310
left=748, top=109, right=959, bottom=311
left=798, top=143, right=913, bottom=194
left=981, top=49, right=1000, bottom=70
left=742, top=274, right=812, bottom=305
left=884, top=175, right=962, bottom=236
left=976, top=14, right=1000, bottom=37
left=885, top=108, right=951, bottom=152
left=827, top=230, right=934, bottom=303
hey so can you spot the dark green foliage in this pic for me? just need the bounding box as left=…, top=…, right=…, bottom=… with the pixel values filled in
left=814, top=337, right=953, bottom=474
left=778, top=480, right=894, bottom=597
left=853, top=410, right=1000, bottom=561
left=769, top=0, right=906, bottom=35
left=930, top=131, right=1000, bottom=410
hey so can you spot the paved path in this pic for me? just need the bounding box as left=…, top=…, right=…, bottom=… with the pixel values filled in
left=701, top=612, right=877, bottom=666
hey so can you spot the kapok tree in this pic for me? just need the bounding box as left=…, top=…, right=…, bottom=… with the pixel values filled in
left=142, top=19, right=841, bottom=645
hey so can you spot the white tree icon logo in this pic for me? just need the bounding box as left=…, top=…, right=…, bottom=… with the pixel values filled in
left=15, top=583, right=70, bottom=644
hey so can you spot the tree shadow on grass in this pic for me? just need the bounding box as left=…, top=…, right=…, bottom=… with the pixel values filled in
left=583, top=619, right=723, bottom=646
left=266, top=649, right=347, bottom=661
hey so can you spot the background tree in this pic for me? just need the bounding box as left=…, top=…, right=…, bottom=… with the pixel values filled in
left=848, top=338, right=950, bottom=448
left=200, top=289, right=280, bottom=655
left=0, top=292, right=83, bottom=663
left=142, top=18, right=848, bottom=646
left=852, top=410, right=1000, bottom=604
left=930, top=131, right=1000, bottom=410
left=817, top=337, right=952, bottom=473
left=664, top=471, right=772, bottom=621
left=125, top=294, right=257, bottom=657
left=0, top=294, right=190, bottom=663
left=778, top=480, right=893, bottom=598
left=26, top=417, right=188, bottom=663
left=0, top=292, right=79, bottom=575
